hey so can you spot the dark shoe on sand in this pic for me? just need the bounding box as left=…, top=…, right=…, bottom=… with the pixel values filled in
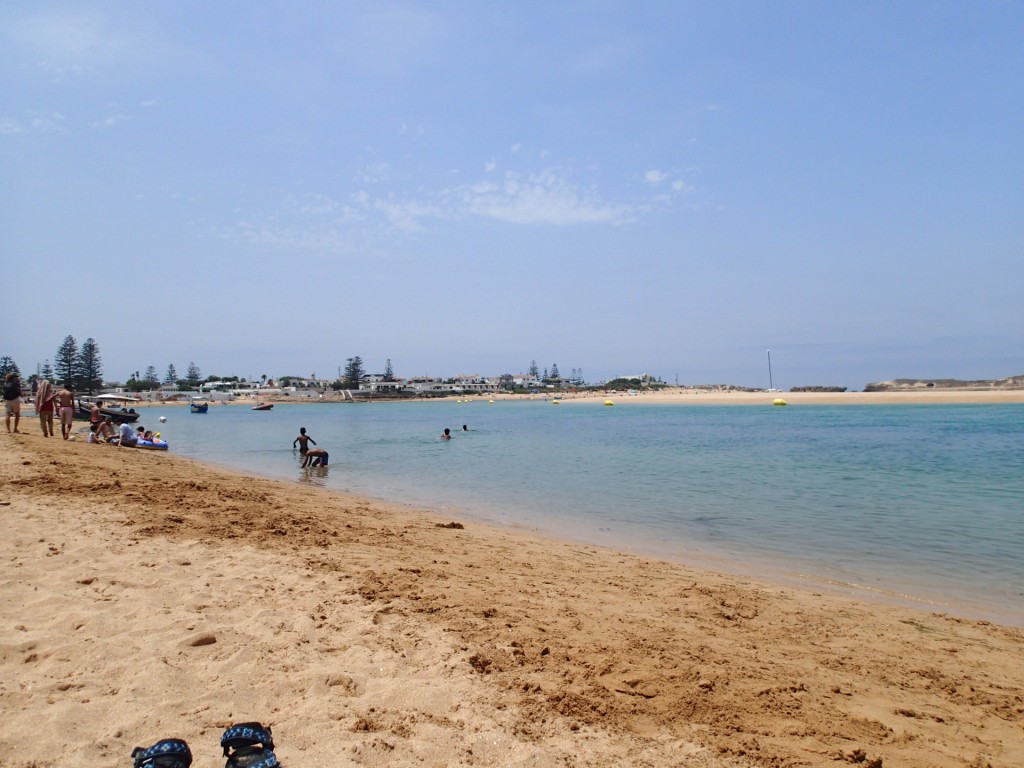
left=221, top=722, right=280, bottom=767
left=131, top=738, right=192, bottom=768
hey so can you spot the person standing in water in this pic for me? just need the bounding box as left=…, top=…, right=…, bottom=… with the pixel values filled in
left=293, top=427, right=316, bottom=455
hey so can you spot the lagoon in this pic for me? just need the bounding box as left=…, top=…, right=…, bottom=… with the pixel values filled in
left=144, top=399, right=1024, bottom=625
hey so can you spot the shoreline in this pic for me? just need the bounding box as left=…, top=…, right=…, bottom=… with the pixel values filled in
left=56, top=394, right=1024, bottom=626
left=139, top=387, right=1024, bottom=408
left=2, top=430, right=1023, bottom=766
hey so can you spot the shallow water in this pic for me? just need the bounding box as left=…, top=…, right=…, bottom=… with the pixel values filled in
left=142, top=400, right=1024, bottom=624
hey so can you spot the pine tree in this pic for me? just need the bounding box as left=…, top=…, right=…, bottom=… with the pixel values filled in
left=77, top=338, right=103, bottom=393
left=55, top=335, right=78, bottom=387
left=41, top=360, right=54, bottom=381
left=342, top=356, right=365, bottom=389
left=0, top=356, right=19, bottom=378
left=528, top=360, right=539, bottom=377
left=384, top=359, right=395, bottom=381
left=186, top=362, right=202, bottom=386
left=164, top=364, right=178, bottom=384
left=144, top=365, right=159, bottom=385
left=550, top=363, right=560, bottom=380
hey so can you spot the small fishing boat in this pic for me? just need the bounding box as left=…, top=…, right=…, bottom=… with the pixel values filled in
left=77, top=395, right=141, bottom=424
left=190, top=400, right=209, bottom=414
left=251, top=402, right=273, bottom=411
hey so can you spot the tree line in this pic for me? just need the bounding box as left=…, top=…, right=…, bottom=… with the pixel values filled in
left=0, top=345, right=596, bottom=397
left=1, top=335, right=104, bottom=394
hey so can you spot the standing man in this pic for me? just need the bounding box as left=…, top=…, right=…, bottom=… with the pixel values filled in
left=55, top=383, right=76, bottom=440
left=3, top=372, right=22, bottom=433
left=89, top=400, right=103, bottom=432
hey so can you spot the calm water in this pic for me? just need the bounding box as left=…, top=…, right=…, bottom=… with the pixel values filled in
left=141, top=400, right=1024, bottom=624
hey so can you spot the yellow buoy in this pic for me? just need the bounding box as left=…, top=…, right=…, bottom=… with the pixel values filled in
left=772, top=398, right=787, bottom=406
left=488, top=399, right=494, bottom=404
left=604, top=399, right=615, bottom=406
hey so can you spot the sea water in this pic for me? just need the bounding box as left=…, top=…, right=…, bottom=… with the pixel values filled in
left=142, top=400, right=1024, bottom=625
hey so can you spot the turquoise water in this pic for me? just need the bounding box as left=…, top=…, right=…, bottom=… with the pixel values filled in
left=142, top=401, right=1024, bottom=625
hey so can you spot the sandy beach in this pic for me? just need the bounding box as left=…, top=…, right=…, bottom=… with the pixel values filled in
left=2, top=423, right=1023, bottom=767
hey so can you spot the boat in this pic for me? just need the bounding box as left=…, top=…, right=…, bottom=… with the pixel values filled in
left=251, top=402, right=273, bottom=411
left=77, top=395, right=141, bottom=424
left=189, top=400, right=209, bottom=413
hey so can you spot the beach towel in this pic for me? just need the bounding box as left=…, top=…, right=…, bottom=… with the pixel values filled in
left=35, top=380, right=54, bottom=411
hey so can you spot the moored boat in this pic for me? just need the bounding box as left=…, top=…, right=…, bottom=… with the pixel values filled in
left=76, top=395, right=141, bottom=424
left=251, top=402, right=273, bottom=411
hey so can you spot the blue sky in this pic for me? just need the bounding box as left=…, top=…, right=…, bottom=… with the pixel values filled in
left=3, top=1, right=1021, bottom=390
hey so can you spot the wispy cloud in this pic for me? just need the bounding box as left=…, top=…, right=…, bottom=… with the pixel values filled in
left=92, top=114, right=133, bottom=129
left=0, top=118, right=25, bottom=135
left=458, top=170, right=634, bottom=225
left=31, top=113, right=67, bottom=132
left=219, top=153, right=690, bottom=251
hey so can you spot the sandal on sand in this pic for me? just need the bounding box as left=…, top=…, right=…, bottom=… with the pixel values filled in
left=131, top=739, right=192, bottom=768
left=221, top=722, right=280, bottom=768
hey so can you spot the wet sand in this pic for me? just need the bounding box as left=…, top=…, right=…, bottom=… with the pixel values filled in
left=2, top=428, right=1022, bottom=767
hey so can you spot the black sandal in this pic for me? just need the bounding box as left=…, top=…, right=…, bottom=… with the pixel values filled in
left=131, top=739, right=192, bottom=768
left=221, top=722, right=280, bottom=767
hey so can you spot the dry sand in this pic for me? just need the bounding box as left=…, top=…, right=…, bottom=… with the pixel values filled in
left=2, top=424, right=1023, bottom=767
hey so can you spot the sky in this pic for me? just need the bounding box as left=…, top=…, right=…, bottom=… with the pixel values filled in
left=3, top=1, right=1022, bottom=391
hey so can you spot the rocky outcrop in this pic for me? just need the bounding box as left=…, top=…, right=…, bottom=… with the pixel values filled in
left=864, top=375, right=1024, bottom=392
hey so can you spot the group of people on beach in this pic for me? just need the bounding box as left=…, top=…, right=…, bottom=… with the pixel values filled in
left=2, top=372, right=159, bottom=447
left=5, top=373, right=77, bottom=440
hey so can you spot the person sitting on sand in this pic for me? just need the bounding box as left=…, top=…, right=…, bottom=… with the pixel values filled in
left=300, top=447, right=329, bottom=467
left=117, top=421, right=138, bottom=447
left=293, top=427, right=316, bottom=454
left=97, top=417, right=116, bottom=442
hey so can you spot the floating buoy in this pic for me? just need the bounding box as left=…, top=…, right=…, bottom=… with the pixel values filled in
left=159, top=416, right=167, bottom=423
left=772, top=398, right=788, bottom=406
left=604, top=399, right=615, bottom=406
left=488, top=399, right=495, bottom=404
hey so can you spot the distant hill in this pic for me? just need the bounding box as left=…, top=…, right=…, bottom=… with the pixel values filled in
left=863, top=375, right=1024, bottom=392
